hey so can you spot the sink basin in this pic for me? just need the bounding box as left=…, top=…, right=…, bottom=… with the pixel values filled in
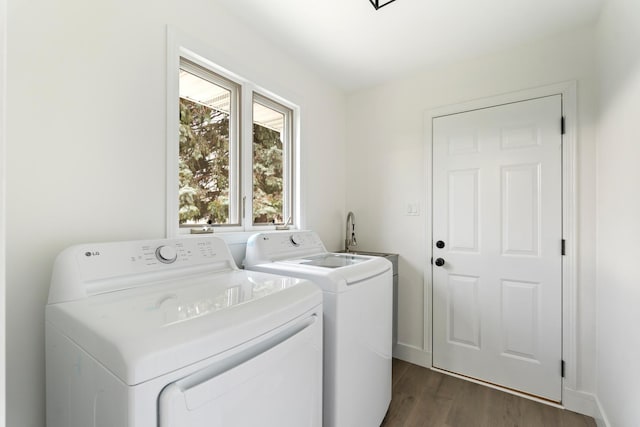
left=337, top=250, right=398, bottom=276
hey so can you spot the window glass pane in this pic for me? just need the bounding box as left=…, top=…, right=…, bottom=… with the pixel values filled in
left=253, top=100, right=285, bottom=224
left=178, top=69, right=232, bottom=225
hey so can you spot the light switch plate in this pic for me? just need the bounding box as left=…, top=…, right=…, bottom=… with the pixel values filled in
left=406, top=203, right=420, bottom=216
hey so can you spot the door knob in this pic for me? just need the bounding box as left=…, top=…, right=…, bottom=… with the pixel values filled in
left=434, top=258, right=445, bottom=267
left=436, top=240, right=445, bottom=249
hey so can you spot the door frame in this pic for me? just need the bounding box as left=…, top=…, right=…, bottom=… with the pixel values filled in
left=423, top=81, right=578, bottom=400
left=1, top=0, right=6, bottom=421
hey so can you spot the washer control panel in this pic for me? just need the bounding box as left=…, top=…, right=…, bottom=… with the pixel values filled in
left=48, top=236, right=236, bottom=303
left=79, top=238, right=221, bottom=272
left=245, top=230, right=327, bottom=265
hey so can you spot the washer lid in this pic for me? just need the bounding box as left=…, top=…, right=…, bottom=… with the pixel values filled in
left=46, top=270, right=322, bottom=386
left=297, top=253, right=370, bottom=269
left=247, top=256, right=391, bottom=294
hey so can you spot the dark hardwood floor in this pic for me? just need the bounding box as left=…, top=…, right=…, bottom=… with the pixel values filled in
left=381, top=359, right=596, bottom=427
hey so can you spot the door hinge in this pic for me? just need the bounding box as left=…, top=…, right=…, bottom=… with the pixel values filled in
left=561, top=360, right=565, bottom=378
left=561, top=116, right=566, bottom=135
left=430, top=257, right=433, bottom=265
left=561, top=239, right=566, bottom=256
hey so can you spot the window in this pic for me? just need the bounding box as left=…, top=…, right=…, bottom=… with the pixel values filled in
left=171, top=52, right=296, bottom=233
left=178, top=60, right=240, bottom=226
left=252, top=95, right=293, bottom=225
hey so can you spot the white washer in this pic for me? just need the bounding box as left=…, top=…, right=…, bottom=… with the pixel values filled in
left=244, top=230, right=392, bottom=427
left=45, top=236, right=323, bottom=427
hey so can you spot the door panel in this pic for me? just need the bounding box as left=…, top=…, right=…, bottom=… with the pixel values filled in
left=432, top=95, right=562, bottom=402
left=501, top=279, right=539, bottom=360
left=502, top=163, right=540, bottom=255
left=447, top=274, right=481, bottom=348
left=448, top=169, right=479, bottom=252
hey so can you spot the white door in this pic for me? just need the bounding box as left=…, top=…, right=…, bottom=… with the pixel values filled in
left=432, top=95, right=563, bottom=402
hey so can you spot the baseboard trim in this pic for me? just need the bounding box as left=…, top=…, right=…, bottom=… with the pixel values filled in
left=592, top=394, right=611, bottom=427
left=393, top=343, right=431, bottom=367
left=563, top=388, right=611, bottom=426
left=562, top=388, right=597, bottom=417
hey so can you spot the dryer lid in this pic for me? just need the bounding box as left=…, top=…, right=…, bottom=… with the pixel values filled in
left=46, top=270, right=322, bottom=386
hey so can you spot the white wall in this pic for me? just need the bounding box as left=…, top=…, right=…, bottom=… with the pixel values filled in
left=5, top=0, right=346, bottom=424
left=595, top=0, right=640, bottom=425
left=346, top=25, right=598, bottom=396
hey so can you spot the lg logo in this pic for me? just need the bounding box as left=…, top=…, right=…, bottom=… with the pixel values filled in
left=84, top=251, right=101, bottom=257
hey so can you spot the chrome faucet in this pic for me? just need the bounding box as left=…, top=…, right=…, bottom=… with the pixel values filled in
left=345, top=211, right=357, bottom=252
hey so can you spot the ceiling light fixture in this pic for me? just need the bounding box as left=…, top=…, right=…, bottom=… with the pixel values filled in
left=369, top=0, right=397, bottom=10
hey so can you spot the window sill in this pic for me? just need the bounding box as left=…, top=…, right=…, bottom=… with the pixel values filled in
left=175, top=227, right=299, bottom=244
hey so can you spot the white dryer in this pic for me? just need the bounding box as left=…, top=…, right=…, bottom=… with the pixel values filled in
left=244, top=230, right=392, bottom=427
left=45, top=236, right=323, bottom=427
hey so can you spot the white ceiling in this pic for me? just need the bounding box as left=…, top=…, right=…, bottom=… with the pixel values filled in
left=215, top=0, right=604, bottom=92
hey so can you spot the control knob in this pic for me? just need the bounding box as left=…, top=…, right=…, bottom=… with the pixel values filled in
left=290, top=234, right=302, bottom=246
left=156, top=245, right=178, bottom=264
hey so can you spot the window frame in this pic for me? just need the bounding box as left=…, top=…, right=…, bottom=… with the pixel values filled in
left=178, top=58, right=241, bottom=227
left=166, top=31, right=299, bottom=236
left=249, top=93, right=295, bottom=227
